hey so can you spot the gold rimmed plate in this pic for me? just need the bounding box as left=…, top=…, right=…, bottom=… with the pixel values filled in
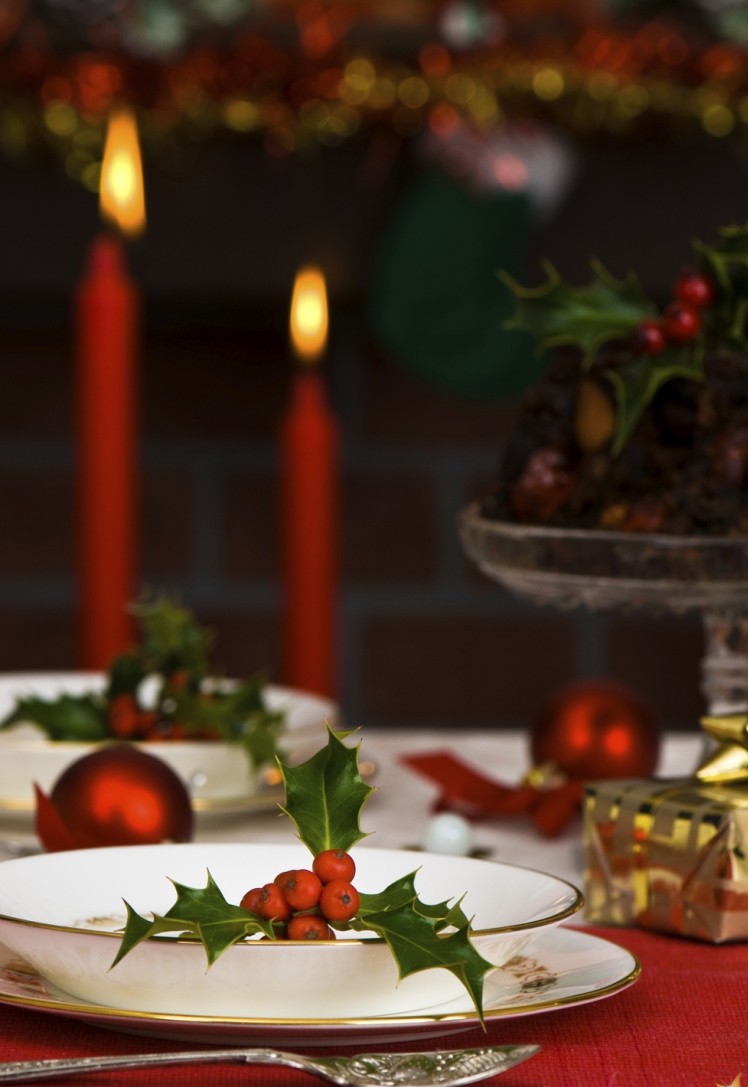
left=0, top=927, right=640, bottom=1047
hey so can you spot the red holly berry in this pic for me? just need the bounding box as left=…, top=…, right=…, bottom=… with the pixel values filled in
left=313, top=849, right=356, bottom=885
left=319, top=880, right=360, bottom=922
left=240, top=887, right=264, bottom=914
left=632, top=318, right=666, bottom=356
left=661, top=301, right=701, bottom=343
left=278, top=869, right=323, bottom=911
left=287, top=914, right=335, bottom=941
left=256, top=882, right=292, bottom=922
left=674, top=269, right=715, bottom=310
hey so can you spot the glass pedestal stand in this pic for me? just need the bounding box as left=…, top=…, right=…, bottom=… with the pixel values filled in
left=459, top=503, right=748, bottom=717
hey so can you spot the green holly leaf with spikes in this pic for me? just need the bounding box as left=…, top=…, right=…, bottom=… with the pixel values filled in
left=604, top=345, right=706, bottom=455
left=357, top=872, right=470, bottom=930
left=111, top=872, right=275, bottom=969
left=348, top=905, right=493, bottom=1027
left=694, top=223, right=748, bottom=293
left=693, top=224, right=748, bottom=350
left=501, top=259, right=655, bottom=367
left=0, top=693, right=108, bottom=741
left=278, top=724, right=375, bottom=854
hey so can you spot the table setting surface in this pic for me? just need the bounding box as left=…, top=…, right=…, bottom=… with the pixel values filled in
left=1, top=728, right=745, bottom=1086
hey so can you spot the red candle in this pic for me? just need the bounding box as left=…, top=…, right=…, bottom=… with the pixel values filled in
left=280, top=268, right=339, bottom=698
left=76, top=105, right=145, bottom=668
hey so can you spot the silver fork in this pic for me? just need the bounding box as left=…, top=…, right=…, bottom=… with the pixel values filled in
left=0, top=1044, right=540, bottom=1084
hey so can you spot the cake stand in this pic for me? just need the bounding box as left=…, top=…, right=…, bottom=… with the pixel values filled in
left=459, top=502, right=748, bottom=716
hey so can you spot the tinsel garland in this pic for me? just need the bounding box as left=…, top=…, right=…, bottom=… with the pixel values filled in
left=1, top=11, right=748, bottom=187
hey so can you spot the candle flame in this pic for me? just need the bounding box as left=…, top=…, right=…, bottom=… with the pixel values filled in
left=290, top=266, right=328, bottom=365
left=99, top=105, right=146, bottom=237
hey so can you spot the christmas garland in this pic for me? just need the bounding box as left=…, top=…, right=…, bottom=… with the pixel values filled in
left=2, top=8, right=748, bottom=187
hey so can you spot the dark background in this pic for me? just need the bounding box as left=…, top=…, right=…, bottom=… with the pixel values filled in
left=2, top=7, right=748, bottom=733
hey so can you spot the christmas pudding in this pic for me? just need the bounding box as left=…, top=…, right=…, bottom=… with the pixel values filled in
left=482, top=224, right=748, bottom=537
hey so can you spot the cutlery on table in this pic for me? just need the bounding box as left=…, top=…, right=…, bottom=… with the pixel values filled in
left=0, top=1044, right=540, bottom=1084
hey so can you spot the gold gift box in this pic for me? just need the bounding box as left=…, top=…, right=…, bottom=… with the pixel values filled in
left=583, top=714, right=748, bottom=943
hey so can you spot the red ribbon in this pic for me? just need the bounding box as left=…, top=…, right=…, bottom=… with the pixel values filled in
left=400, top=750, right=583, bottom=837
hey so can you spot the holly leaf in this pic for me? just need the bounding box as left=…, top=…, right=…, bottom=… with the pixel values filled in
left=111, top=871, right=274, bottom=969
left=106, top=654, right=147, bottom=699
left=349, top=904, right=493, bottom=1025
left=357, top=872, right=470, bottom=931
left=501, top=259, right=655, bottom=367
left=604, top=345, right=705, bottom=455
left=693, top=224, right=748, bottom=348
left=110, top=901, right=192, bottom=968
left=278, top=725, right=375, bottom=855
left=128, top=592, right=213, bottom=677
left=694, top=223, right=748, bottom=292
left=166, top=678, right=284, bottom=765
left=0, top=693, right=108, bottom=741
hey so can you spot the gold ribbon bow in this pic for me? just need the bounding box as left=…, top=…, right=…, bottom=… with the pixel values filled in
left=697, top=714, right=748, bottom=784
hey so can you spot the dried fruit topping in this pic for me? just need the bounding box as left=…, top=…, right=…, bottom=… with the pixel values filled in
left=509, top=446, right=576, bottom=523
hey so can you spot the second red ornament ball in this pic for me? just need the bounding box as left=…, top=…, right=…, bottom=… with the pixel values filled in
left=531, top=679, right=660, bottom=780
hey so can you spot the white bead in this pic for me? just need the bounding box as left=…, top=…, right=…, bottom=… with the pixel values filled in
left=422, top=812, right=474, bottom=856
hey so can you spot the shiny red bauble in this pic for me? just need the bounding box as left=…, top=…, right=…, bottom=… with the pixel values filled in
left=530, top=680, right=659, bottom=780
left=40, top=744, right=194, bottom=850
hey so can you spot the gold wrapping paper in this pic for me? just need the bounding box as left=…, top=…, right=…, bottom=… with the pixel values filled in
left=584, top=715, right=748, bottom=941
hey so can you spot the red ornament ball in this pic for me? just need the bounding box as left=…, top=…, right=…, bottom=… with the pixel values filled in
left=48, top=744, right=194, bottom=848
left=530, top=680, right=659, bottom=780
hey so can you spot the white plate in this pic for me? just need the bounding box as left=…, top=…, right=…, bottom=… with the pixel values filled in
left=0, top=843, right=583, bottom=1019
left=0, top=673, right=337, bottom=810
left=0, top=927, right=640, bottom=1046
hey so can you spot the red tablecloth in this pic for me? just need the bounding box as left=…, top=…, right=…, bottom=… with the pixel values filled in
left=0, top=926, right=745, bottom=1086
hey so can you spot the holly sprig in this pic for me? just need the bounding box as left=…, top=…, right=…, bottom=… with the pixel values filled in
left=500, top=223, right=748, bottom=454
left=501, top=258, right=656, bottom=367
left=0, top=594, right=283, bottom=766
left=113, top=726, right=495, bottom=1023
